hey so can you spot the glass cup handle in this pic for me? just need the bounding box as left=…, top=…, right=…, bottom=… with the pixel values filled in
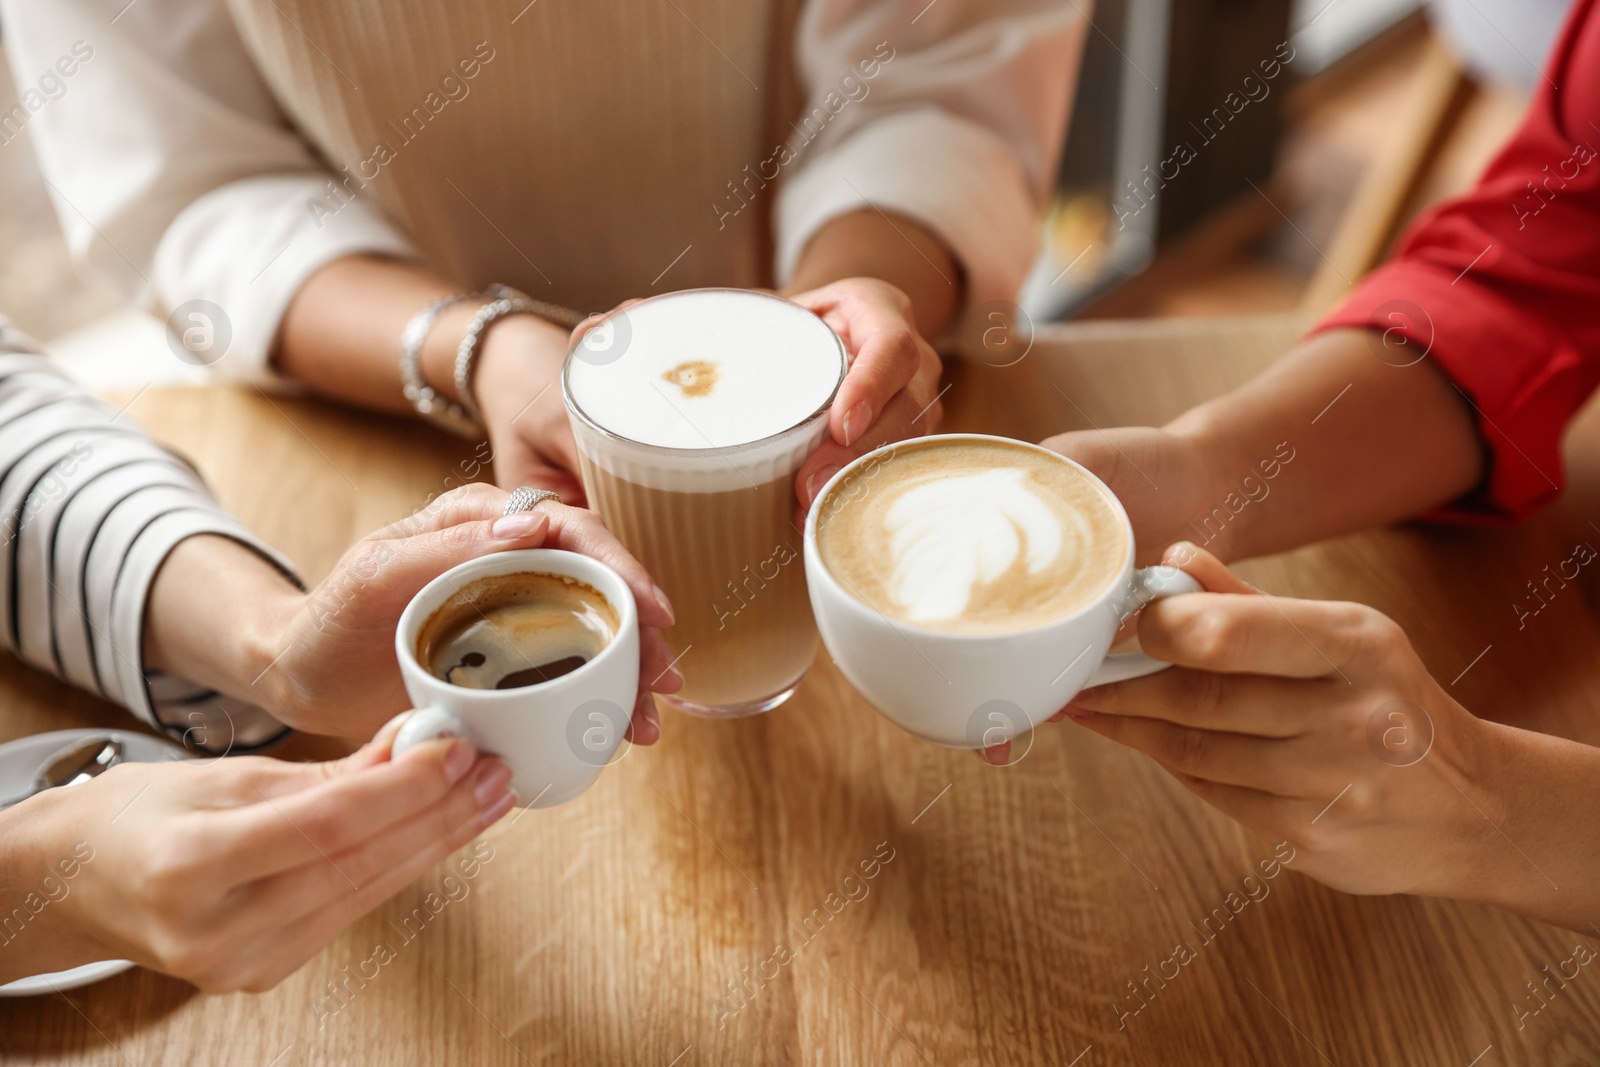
left=391, top=706, right=466, bottom=757
left=1083, top=566, right=1203, bottom=688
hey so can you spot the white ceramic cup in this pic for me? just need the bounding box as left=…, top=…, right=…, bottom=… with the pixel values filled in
left=803, top=434, right=1201, bottom=749
left=391, top=549, right=640, bottom=807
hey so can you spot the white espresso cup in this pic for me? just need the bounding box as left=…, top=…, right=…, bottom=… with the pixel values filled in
left=803, top=435, right=1200, bottom=749
left=391, top=549, right=640, bottom=807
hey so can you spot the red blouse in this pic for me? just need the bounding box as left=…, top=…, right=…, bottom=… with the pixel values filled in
left=1314, top=0, right=1600, bottom=523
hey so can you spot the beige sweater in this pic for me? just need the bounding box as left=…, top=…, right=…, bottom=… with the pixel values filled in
left=5, top=0, right=1084, bottom=374
left=228, top=0, right=807, bottom=307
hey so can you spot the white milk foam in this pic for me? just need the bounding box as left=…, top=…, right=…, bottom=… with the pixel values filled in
left=816, top=439, right=1130, bottom=634
left=885, top=468, right=1082, bottom=622
left=565, top=290, right=844, bottom=450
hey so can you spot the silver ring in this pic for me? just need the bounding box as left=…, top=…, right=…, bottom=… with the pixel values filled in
left=503, top=487, right=563, bottom=516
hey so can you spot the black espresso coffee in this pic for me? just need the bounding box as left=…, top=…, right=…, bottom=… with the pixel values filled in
left=416, top=572, right=619, bottom=691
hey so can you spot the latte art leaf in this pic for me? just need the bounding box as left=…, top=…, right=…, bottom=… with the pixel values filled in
left=885, top=468, right=1083, bottom=622
left=818, top=440, right=1128, bottom=634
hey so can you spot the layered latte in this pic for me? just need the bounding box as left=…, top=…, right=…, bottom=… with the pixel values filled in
left=563, top=289, right=846, bottom=715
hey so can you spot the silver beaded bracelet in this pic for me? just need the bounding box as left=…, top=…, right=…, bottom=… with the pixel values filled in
left=399, top=292, right=481, bottom=438
left=453, top=284, right=586, bottom=427
left=401, top=285, right=585, bottom=438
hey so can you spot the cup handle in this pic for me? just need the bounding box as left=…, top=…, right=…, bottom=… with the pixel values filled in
left=390, top=706, right=466, bottom=758
left=1083, top=565, right=1202, bottom=688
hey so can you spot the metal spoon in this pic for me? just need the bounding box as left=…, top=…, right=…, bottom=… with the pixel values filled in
left=0, top=735, right=125, bottom=810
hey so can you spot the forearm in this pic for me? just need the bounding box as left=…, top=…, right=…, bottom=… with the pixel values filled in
left=1466, top=721, right=1600, bottom=932
left=782, top=209, right=963, bottom=339
left=274, top=255, right=466, bottom=414
left=280, top=219, right=961, bottom=420
left=1170, top=328, right=1483, bottom=560
left=276, top=254, right=573, bottom=433
left=142, top=534, right=304, bottom=721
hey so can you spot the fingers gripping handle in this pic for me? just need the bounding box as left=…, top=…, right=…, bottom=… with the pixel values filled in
left=1084, top=566, right=1202, bottom=688
left=390, top=707, right=466, bottom=757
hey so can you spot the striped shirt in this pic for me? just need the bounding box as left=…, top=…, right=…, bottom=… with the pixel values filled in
left=1, top=318, right=295, bottom=753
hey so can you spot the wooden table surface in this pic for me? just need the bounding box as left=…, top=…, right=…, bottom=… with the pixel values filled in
left=6, top=313, right=1600, bottom=1066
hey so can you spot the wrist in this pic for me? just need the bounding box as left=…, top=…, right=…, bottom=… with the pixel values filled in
left=415, top=299, right=486, bottom=407
left=145, top=535, right=310, bottom=726
left=1160, top=408, right=1256, bottom=560
left=418, top=303, right=568, bottom=406
left=474, top=313, right=571, bottom=425
left=784, top=210, right=964, bottom=339
left=1423, top=709, right=1511, bottom=905
left=1456, top=720, right=1600, bottom=928
left=0, top=795, right=97, bottom=982
left=241, top=582, right=312, bottom=726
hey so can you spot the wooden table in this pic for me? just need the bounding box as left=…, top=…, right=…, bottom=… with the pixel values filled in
left=6, top=314, right=1600, bottom=1065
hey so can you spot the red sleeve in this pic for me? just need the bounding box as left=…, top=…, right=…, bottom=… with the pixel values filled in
left=1313, top=0, right=1600, bottom=524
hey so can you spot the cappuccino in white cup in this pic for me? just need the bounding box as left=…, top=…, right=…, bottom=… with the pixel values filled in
left=805, top=435, right=1198, bottom=748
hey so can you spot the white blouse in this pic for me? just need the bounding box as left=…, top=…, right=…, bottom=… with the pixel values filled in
left=0, top=319, right=295, bottom=753
left=0, top=0, right=1085, bottom=377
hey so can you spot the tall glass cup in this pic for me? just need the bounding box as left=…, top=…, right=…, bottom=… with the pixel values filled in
left=561, top=289, right=846, bottom=717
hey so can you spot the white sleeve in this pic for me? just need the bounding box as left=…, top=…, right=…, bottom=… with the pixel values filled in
left=0, top=0, right=416, bottom=383
left=0, top=318, right=300, bottom=753
left=776, top=0, right=1088, bottom=337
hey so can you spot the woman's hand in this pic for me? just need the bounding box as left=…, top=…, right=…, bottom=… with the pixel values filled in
left=254, top=484, right=681, bottom=741
left=472, top=314, right=589, bottom=503
left=1060, top=543, right=1501, bottom=900
left=791, top=278, right=945, bottom=519
left=470, top=279, right=951, bottom=518
left=556, top=280, right=944, bottom=523
left=0, top=719, right=513, bottom=991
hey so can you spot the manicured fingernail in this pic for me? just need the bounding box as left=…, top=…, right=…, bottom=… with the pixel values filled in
left=806, top=465, right=841, bottom=505
left=1065, top=703, right=1095, bottom=724
left=491, top=512, right=546, bottom=539
left=443, top=739, right=476, bottom=784
left=473, top=762, right=514, bottom=807
left=841, top=401, right=871, bottom=446
left=652, top=583, right=676, bottom=625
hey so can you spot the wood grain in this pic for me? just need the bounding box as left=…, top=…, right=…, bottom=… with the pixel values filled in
left=4, top=317, right=1600, bottom=1065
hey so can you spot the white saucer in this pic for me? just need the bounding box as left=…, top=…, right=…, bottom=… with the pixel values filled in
left=0, top=728, right=187, bottom=997
left=0, top=959, right=138, bottom=998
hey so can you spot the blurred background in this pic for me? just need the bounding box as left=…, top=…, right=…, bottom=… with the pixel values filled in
left=1024, top=0, right=1572, bottom=320
left=0, top=0, right=1576, bottom=376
